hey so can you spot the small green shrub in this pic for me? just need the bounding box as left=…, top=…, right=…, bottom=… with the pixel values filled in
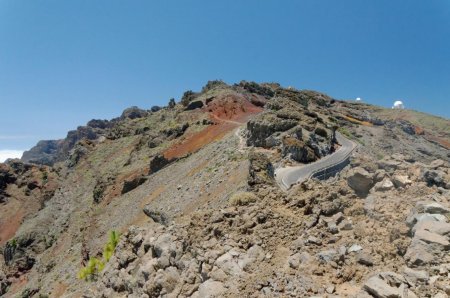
left=41, top=171, right=48, bottom=184
left=180, top=90, right=196, bottom=107
left=93, top=182, right=106, bottom=204
left=78, top=230, right=119, bottom=281
left=77, top=257, right=105, bottom=281
left=229, top=192, right=257, bottom=206
left=314, top=127, right=328, bottom=138
left=103, top=230, right=120, bottom=262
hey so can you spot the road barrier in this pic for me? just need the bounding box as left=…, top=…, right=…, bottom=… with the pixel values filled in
left=309, top=134, right=356, bottom=181
left=310, top=154, right=351, bottom=180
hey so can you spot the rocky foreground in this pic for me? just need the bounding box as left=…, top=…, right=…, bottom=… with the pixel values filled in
left=0, top=81, right=449, bottom=297
left=87, top=155, right=450, bottom=298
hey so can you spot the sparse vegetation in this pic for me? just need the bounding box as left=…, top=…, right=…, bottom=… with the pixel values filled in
left=180, top=90, right=197, bottom=107
left=168, top=98, right=176, bottom=109
left=314, top=127, right=328, bottom=138
left=338, top=127, right=353, bottom=139
left=201, top=80, right=227, bottom=93
left=229, top=192, right=257, bottom=206
left=41, top=170, right=48, bottom=184
left=93, top=182, right=106, bottom=204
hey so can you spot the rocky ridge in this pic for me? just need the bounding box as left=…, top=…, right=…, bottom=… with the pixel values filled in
left=0, top=80, right=449, bottom=297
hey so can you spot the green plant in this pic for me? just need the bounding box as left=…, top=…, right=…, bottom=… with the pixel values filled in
left=338, top=127, right=352, bottom=139
left=180, top=90, right=196, bottom=106
left=77, top=230, right=120, bottom=281
left=77, top=257, right=105, bottom=281
left=103, top=230, right=120, bottom=262
left=314, top=127, right=328, bottom=138
left=41, top=171, right=48, bottom=184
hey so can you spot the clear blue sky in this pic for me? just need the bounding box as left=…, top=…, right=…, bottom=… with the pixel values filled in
left=1, top=0, right=449, bottom=154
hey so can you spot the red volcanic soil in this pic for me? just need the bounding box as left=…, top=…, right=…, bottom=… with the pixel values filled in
left=424, top=134, right=450, bottom=150
left=163, top=94, right=264, bottom=160
left=413, top=125, right=450, bottom=150
left=0, top=207, right=25, bottom=246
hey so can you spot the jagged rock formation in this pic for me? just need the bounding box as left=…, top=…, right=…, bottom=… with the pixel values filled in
left=1, top=80, right=449, bottom=297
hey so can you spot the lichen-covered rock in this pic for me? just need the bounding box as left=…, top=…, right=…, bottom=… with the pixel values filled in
left=248, top=151, right=274, bottom=186
left=282, top=136, right=316, bottom=163
left=246, top=113, right=297, bottom=147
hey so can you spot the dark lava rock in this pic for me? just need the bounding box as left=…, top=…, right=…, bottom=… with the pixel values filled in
left=149, top=154, right=172, bottom=173
left=148, top=137, right=164, bottom=148
left=87, top=119, right=111, bottom=129
left=3, top=241, right=16, bottom=265
left=185, top=100, right=204, bottom=111
left=151, top=106, right=162, bottom=112
left=120, top=106, right=148, bottom=120
left=121, top=176, right=148, bottom=195
left=422, top=169, right=447, bottom=188
left=397, top=120, right=416, bottom=135
left=143, top=206, right=168, bottom=225
left=162, top=123, right=189, bottom=139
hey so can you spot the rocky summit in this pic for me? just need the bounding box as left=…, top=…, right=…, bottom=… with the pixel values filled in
left=1, top=80, right=449, bottom=297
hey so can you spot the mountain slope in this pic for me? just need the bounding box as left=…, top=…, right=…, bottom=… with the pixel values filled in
left=0, top=81, right=449, bottom=297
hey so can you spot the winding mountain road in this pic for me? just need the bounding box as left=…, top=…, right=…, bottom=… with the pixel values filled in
left=275, top=132, right=357, bottom=190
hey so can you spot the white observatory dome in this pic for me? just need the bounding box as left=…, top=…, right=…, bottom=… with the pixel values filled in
left=392, top=100, right=404, bottom=109
left=356, top=97, right=362, bottom=102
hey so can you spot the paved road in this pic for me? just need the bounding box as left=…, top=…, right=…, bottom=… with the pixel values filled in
left=275, top=132, right=357, bottom=190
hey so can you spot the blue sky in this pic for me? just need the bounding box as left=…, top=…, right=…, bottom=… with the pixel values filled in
left=1, top=0, right=449, bottom=158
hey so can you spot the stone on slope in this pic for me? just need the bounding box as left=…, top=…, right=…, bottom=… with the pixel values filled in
left=403, top=267, right=429, bottom=285
left=363, top=275, right=400, bottom=298
left=347, top=167, right=374, bottom=197
left=373, top=178, right=394, bottom=192
left=413, top=229, right=450, bottom=250
left=392, top=175, right=412, bottom=188
left=363, top=272, right=417, bottom=298
left=404, top=240, right=436, bottom=267
left=143, top=206, right=168, bottom=225
left=422, top=202, right=450, bottom=215
left=215, top=249, right=243, bottom=276
left=248, top=151, right=274, bottom=186
left=121, top=175, right=147, bottom=194
left=412, top=220, right=450, bottom=236
left=197, top=280, right=226, bottom=298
